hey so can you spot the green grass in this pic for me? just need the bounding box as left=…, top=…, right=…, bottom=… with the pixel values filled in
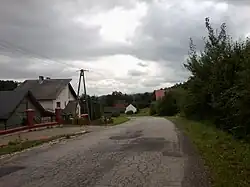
left=0, top=133, right=81, bottom=156
left=167, top=116, right=250, bottom=187
left=124, top=108, right=150, bottom=117
left=1, top=138, right=53, bottom=156
left=112, top=116, right=130, bottom=125
left=134, top=108, right=150, bottom=116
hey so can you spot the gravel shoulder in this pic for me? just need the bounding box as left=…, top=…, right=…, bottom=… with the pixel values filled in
left=176, top=126, right=211, bottom=187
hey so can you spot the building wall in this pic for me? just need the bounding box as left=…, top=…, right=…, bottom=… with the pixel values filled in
left=38, top=85, right=76, bottom=112
left=6, top=96, right=42, bottom=129
left=155, top=89, right=165, bottom=100
left=53, top=84, right=80, bottom=116
left=125, top=104, right=137, bottom=113
left=76, top=103, right=81, bottom=116
left=54, top=85, right=74, bottom=109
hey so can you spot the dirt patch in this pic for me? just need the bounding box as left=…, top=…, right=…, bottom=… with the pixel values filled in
left=109, top=130, right=142, bottom=140
left=175, top=127, right=211, bottom=187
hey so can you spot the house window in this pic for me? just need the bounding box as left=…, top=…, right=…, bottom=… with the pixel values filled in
left=56, top=102, right=61, bottom=108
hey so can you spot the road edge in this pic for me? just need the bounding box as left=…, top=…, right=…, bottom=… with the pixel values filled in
left=171, top=119, right=211, bottom=187
left=0, top=130, right=88, bottom=164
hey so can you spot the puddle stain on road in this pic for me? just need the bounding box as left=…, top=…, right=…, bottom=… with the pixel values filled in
left=110, top=130, right=182, bottom=157
left=109, top=130, right=143, bottom=140
left=0, top=166, right=26, bottom=178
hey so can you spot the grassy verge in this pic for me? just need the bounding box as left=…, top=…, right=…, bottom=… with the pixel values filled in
left=134, top=108, right=150, bottom=116
left=0, top=132, right=84, bottom=156
left=112, top=116, right=130, bottom=125
left=167, top=116, right=250, bottom=187
left=124, top=108, right=150, bottom=117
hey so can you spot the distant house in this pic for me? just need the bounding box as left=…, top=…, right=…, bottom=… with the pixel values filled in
left=15, top=76, right=81, bottom=116
left=125, top=104, right=137, bottom=114
left=155, top=89, right=165, bottom=100
left=0, top=90, right=53, bottom=130
left=103, top=107, right=120, bottom=117
left=113, top=100, right=126, bottom=113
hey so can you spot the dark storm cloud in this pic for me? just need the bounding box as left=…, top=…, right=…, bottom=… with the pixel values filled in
left=127, top=69, right=147, bottom=76
left=0, top=0, right=248, bottom=62
left=131, top=2, right=228, bottom=65
left=0, top=56, right=75, bottom=79
left=137, top=62, right=148, bottom=67
left=141, top=77, right=165, bottom=87
left=0, top=0, right=103, bottom=60
left=0, top=0, right=250, bottom=94
left=215, top=0, right=250, bottom=5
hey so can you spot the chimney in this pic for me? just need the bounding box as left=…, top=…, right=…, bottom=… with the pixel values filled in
left=39, top=76, right=44, bottom=84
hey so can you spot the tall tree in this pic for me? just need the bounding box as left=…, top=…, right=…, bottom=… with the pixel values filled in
left=0, top=80, right=19, bottom=91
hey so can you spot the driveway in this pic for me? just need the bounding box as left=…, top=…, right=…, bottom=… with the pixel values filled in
left=0, top=117, right=209, bottom=187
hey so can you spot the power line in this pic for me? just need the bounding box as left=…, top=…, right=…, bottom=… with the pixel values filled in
left=0, top=39, right=109, bottom=79
left=0, top=39, right=106, bottom=100
left=0, top=39, right=78, bottom=68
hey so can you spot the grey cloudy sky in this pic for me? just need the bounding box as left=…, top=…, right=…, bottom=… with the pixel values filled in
left=0, top=0, right=249, bottom=95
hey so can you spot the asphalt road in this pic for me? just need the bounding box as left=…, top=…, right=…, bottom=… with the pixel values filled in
left=0, top=117, right=209, bottom=187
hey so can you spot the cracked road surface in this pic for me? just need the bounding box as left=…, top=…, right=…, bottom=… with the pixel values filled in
left=0, top=117, right=209, bottom=187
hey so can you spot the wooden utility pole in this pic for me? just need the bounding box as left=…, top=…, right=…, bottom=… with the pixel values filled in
left=81, top=69, right=91, bottom=122
left=75, top=70, right=82, bottom=117
left=75, top=69, right=91, bottom=122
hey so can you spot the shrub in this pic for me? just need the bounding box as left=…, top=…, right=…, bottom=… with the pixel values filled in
left=72, top=117, right=89, bottom=126
left=182, top=17, right=250, bottom=138
left=155, top=91, right=179, bottom=116
left=111, top=111, right=120, bottom=117
left=149, top=102, right=157, bottom=115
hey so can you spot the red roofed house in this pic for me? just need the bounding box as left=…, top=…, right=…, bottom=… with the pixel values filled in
left=155, top=89, right=165, bottom=100
left=113, top=100, right=126, bottom=113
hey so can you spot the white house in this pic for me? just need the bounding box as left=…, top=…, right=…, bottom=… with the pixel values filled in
left=125, top=104, right=137, bottom=114
left=15, top=76, right=81, bottom=116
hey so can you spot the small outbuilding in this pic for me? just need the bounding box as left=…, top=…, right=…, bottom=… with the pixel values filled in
left=125, top=104, right=137, bottom=114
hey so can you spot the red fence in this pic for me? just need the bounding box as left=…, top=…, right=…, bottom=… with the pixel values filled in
left=0, top=122, right=58, bottom=136
left=0, top=108, right=62, bottom=136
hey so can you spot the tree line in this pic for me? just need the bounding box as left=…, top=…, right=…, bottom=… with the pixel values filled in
left=98, top=91, right=155, bottom=108
left=83, top=91, right=155, bottom=120
left=151, top=18, right=250, bottom=138
left=0, top=80, right=19, bottom=91
left=0, top=80, right=155, bottom=121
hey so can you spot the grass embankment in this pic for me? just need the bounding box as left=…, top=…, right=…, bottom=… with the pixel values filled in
left=134, top=108, right=150, bottom=116
left=0, top=133, right=83, bottom=156
left=168, top=116, right=250, bottom=187
left=112, top=116, right=130, bottom=125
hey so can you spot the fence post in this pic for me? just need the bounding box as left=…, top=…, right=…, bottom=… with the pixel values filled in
left=55, top=108, right=62, bottom=124
left=26, top=109, right=35, bottom=127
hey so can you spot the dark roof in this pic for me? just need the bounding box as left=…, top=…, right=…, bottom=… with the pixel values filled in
left=0, top=90, right=51, bottom=120
left=15, top=79, right=77, bottom=100
left=62, top=100, right=78, bottom=115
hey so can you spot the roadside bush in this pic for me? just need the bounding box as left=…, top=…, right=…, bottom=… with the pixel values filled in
left=111, top=111, right=120, bottom=117
left=72, top=117, right=89, bottom=126
left=155, top=91, right=179, bottom=116
left=149, top=102, right=157, bottom=115
left=181, top=17, right=250, bottom=138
